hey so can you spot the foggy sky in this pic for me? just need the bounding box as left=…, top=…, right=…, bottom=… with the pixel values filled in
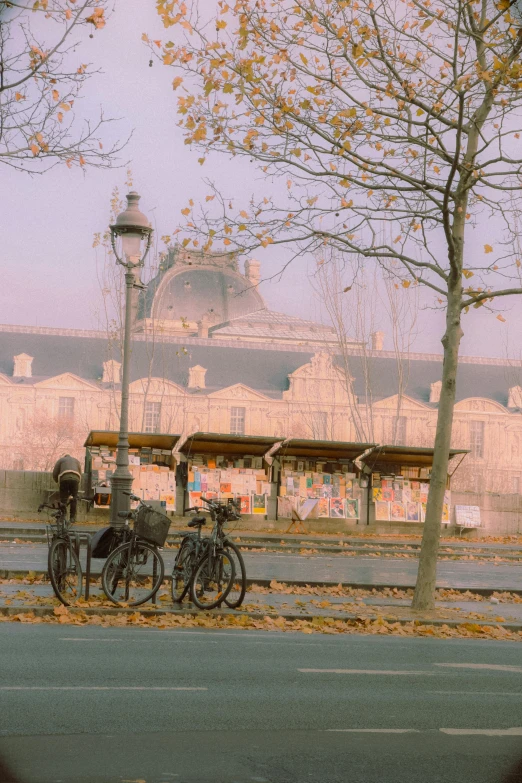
left=2, top=0, right=521, bottom=360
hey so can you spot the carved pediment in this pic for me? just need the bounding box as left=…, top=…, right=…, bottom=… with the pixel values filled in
left=374, top=394, right=430, bottom=412
left=34, top=373, right=99, bottom=391
left=454, top=397, right=507, bottom=414
left=208, top=384, right=270, bottom=401
left=129, top=377, right=185, bottom=396
left=284, top=352, right=352, bottom=404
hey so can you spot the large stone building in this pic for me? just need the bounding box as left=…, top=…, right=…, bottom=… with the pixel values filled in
left=1, top=247, right=522, bottom=495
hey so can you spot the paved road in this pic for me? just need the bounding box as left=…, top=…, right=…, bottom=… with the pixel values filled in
left=1, top=543, right=522, bottom=590
left=1, top=624, right=522, bottom=782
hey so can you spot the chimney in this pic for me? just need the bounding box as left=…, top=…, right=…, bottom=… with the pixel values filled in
left=13, top=353, right=33, bottom=378
left=371, top=331, right=384, bottom=351
left=188, top=365, right=207, bottom=389
left=245, top=259, right=261, bottom=287
left=102, top=359, right=122, bottom=385
left=429, top=380, right=442, bottom=403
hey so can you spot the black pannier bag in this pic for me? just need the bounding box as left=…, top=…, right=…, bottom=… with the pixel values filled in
left=91, top=526, right=121, bottom=558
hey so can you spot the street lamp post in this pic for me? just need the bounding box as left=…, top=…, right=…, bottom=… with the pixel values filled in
left=109, top=191, right=152, bottom=527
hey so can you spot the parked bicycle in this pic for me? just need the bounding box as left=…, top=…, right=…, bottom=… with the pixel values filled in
left=101, top=493, right=170, bottom=607
left=38, top=494, right=92, bottom=606
left=172, top=497, right=246, bottom=610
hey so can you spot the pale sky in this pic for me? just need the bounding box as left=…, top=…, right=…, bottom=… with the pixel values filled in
left=2, top=0, right=521, bottom=359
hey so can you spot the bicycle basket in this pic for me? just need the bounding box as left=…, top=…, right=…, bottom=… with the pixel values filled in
left=135, top=507, right=171, bottom=546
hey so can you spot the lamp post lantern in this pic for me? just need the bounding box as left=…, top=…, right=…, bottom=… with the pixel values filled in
left=109, top=191, right=152, bottom=526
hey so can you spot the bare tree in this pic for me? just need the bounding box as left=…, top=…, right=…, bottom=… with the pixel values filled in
left=16, top=411, right=85, bottom=471
left=0, top=0, right=125, bottom=174
left=313, top=251, right=419, bottom=445
left=151, top=0, right=522, bottom=609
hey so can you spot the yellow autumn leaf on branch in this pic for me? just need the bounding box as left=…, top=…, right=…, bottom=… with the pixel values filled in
left=402, top=280, right=411, bottom=288
left=463, top=269, right=474, bottom=278
left=181, top=207, right=190, bottom=216
left=497, top=314, right=506, bottom=322
left=484, top=244, right=493, bottom=253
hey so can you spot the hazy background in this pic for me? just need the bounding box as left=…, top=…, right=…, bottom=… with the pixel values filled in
left=1, top=0, right=521, bottom=358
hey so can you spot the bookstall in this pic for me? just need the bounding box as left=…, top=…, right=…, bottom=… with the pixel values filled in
left=176, top=432, right=282, bottom=518
left=84, top=431, right=180, bottom=512
left=360, top=445, right=468, bottom=526
left=274, top=439, right=375, bottom=523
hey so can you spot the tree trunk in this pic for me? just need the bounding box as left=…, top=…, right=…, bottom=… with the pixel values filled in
left=412, top=284, right=463, bottom=610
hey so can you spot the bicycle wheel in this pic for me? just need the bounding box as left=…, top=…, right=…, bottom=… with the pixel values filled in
left=171, top=537, right=197, bottom=603
left=102, top=539, right=164, bottom=606
left=48, top=538, right=82, bottom=606
left=223, top=541, right=246, bottom=609
left=190, top=549, right=235, bottom=610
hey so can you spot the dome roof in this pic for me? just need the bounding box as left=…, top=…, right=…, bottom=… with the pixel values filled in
left=154, top=266, right=264, bottom=323
left=137, top=245, right=266, bottom=328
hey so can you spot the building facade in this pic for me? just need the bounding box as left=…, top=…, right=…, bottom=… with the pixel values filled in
left=0, top=248, right=521, bottom=494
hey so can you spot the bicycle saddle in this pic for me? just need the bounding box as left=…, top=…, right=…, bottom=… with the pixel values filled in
left=188, top=515, right=206, bottom=528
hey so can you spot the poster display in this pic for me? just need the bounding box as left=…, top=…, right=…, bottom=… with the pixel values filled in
left=186, top=454, right=269, bottom=514
left=89, top=444, right=176, bottom=510
left=455, top=505, right=481, bottom=528
left=370, top=466, right=451, bottom=523
left=278, top=458, right=362, bottom=519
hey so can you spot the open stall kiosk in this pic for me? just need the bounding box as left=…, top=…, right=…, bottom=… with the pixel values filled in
left=360, top=445, right=468, bottom=526
left=176, top=432, right=282, bottom=519
left=84, top=431, right=180, bottom=512
left=274, top=439, right=376, bottom=524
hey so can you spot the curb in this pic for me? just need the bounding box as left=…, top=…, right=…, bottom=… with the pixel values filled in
left=1, top=603, right=521, bottom=633
left=2, top=568, right=522, bottom=597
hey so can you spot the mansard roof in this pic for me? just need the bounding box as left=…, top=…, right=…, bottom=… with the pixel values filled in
left=0, top=324, right=519, bottom=406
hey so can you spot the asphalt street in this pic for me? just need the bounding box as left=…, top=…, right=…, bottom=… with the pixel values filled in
left=2, top=542, right=522, bottom=590
left=0, top=624, right=521, bottom=783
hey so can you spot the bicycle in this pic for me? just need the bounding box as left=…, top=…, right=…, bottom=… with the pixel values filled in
left=172, top=497, right=246, bottom=610
left=38, top=495, right=92, bottom=606
left=101, top=493, right=169, bottom=607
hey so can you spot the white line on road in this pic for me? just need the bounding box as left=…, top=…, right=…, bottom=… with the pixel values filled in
left=325, top=729, right=419, bottom=733
left=440, top=728, right=522, bottom=736
left=0, top=687, right=207, bottom=691
left=435, top=663, right=522, bottom=673
left=299, top=669, right=436, bottom=675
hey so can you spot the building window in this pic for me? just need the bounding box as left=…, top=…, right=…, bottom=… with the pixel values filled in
left=58, top=397, right=75, bottom=420
left=311, top=411, right=328, bottom=440
left=469, top=420, right=485, bottom=459
left=144, top=401, right=161, bottom=433
left=513, top=476, right=520, bottom=494
left=395, top=416, right=407, bottom=445
left=230, top=407, right=246, bottom=435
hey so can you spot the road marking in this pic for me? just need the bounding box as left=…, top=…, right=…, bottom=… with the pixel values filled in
left=435, top=663, right=522, bottom=673
left=0, top=686, right=207, bottom=691
left=325, top=729, right=419, bottom=733
left=430, top=691, right=522, bottom=697
left=299, top=669, right=436, bottom=675
left=440, top=728, right=522, bottom=736
left=59, top=638, right=219, bottom=644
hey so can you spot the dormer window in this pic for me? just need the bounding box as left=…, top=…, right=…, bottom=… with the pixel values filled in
left=188, top=365, right=207, bottom=389
left=102, top=359, right=121, bottom=385
left=13, top=353, right=33, bottom=378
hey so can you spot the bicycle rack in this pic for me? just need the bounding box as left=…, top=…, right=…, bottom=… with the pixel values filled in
left=72, top=532, right=93, bottom=600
